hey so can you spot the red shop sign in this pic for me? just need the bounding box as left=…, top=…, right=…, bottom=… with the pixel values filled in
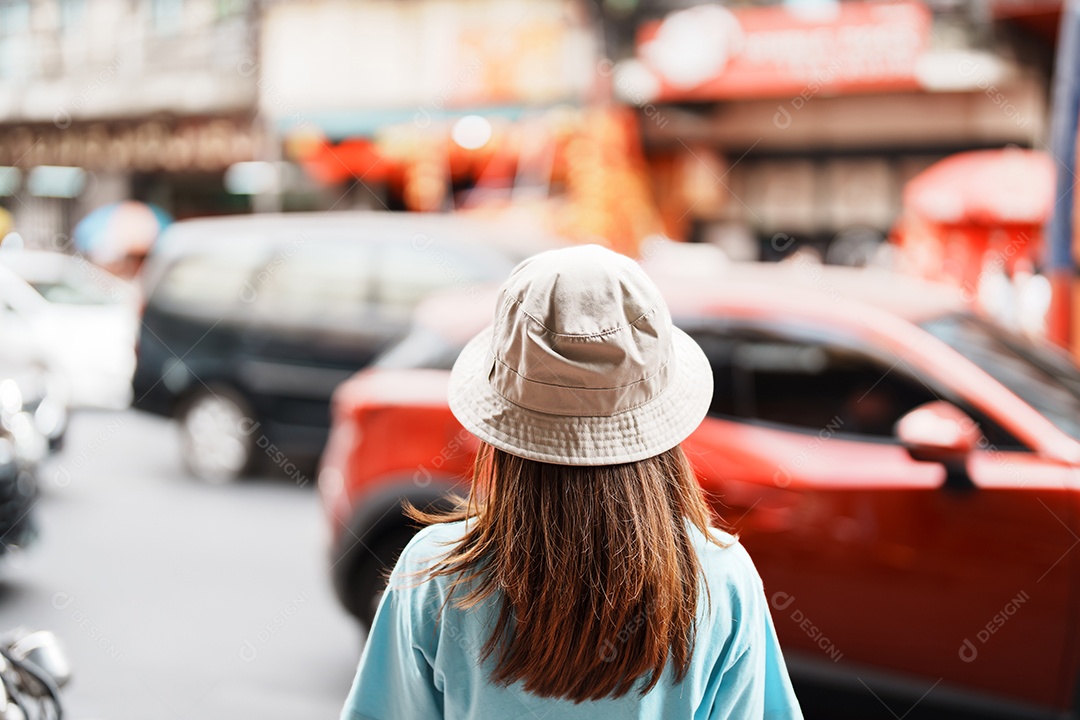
left=636, top=2, right=931, bottom=101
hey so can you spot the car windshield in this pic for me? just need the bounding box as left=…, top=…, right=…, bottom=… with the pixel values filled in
left=920, top=313, right=1080, bottom=441
left=30, top=277, right=118, bottom=305
left=27, top=260, right=127, bottom=305
left=373, top=325, right=462, bottom=371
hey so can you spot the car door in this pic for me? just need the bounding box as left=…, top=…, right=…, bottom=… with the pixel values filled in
left=239, top=236, right=385, bottom=436
left=683, top=321, right=1074, bottom=712
left=135, top=248, right=265, bottom=412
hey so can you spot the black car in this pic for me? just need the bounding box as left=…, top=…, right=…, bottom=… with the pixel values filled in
left=132, top=211, right=557, bottom=482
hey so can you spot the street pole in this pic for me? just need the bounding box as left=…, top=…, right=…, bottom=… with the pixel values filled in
left=1046, top=0, right=1080, bottom=350
left=248, top=0, right=282, bottom=214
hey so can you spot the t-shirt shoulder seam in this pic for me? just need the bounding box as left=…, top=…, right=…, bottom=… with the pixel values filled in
left=400, top=520, right=467, bottom=569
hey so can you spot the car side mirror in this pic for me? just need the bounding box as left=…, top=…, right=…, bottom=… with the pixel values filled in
left=896, top=401, right=980, bottom=490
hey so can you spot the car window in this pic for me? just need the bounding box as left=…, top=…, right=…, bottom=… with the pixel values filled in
left=373, top=241, right=497, bottom=323
left=150, top=252, right=263, bottom=317
left=921, top=313, right=1080, bottom=443
left=18, top=256, right=129, bottom=306
left=30, top=280, right=109, bottom=305
left=248, top=240, right=375, bottom=329
left=373, top=325, right=462, bottom=371
left=689, top=325, right=1023, bottom=448
left=29, top=271, right=124, bottom=305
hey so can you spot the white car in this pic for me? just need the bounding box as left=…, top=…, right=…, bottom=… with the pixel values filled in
left=0, top=250, right=138, bottom=410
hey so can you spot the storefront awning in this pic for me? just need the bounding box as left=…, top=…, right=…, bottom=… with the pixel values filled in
left=903, top=149, right=1054, bottom=226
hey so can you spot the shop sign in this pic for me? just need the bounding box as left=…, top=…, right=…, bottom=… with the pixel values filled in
left=637, top=2, right=930, bottom=101
left=0, top=119, right=259, bottom=172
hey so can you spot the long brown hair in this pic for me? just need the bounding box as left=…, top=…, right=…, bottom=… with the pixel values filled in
left=405, top=442, right=729, bottom=703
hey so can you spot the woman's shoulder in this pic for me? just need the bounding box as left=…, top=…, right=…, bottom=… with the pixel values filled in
left=397, top=520, right=470, bottom=571
left=689, top=524, right=763, bottom=594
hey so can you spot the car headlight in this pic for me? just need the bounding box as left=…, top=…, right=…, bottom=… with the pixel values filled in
left=0, top=437, right=14, bottom=467
left=0, top=370, right=68, bottom=442
left=33, top=397, right=66, bottom=440
left=0, top=379, right=22, bottom=415
left=6, top=411, right=46, bottom=466
left=40, top=373, right=69, bottom=440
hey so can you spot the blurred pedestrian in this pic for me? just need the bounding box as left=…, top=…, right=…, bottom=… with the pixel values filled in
left=340, top=245, right=802, bottom=719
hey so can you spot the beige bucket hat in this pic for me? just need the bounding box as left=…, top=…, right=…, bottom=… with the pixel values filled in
left=448, top=244, right=713, bottom=466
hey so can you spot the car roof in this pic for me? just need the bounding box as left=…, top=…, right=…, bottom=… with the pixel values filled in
left=141, top=211, right=568, bottom=299
left=151, top=211, right=563, bottom=263
left=0, top=249, right=86, bottom=278
left=655, top=260, right=963, bottom=323
left=0, top=248, right=135, bottom=299
left=638, top=240, right=962, bottom=322
left=411, top=248, right=963, bottom=346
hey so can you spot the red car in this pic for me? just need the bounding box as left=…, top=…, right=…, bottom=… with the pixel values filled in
left=319, top=254, right=1080, bottom=718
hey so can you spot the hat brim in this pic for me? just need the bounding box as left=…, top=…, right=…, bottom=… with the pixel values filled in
left=447, top=325, right=714, bottom=466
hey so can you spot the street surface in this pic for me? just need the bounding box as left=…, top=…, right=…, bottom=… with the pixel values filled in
left=0, top=409, right=359, bottom=720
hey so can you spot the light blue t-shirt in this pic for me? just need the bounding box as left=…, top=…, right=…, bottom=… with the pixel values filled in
left=341, top=520, right=803, bottom=720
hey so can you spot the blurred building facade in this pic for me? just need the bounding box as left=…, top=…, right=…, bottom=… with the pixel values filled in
left=0, top=0, right=1063, bottom=261
left=0, top=0, right=259, bottom=247
left=605, top=0, right=1059, bottom=261
left=252, top=0, right=661, bottom=249
left=249, top=0, right=1061, bottom=260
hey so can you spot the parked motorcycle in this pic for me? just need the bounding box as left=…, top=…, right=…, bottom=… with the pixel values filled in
left=0, top=365, right=68, bottom=558
left=0, top=381, right=42, bottom=556
left=0, top=629, right=70, bottom=719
